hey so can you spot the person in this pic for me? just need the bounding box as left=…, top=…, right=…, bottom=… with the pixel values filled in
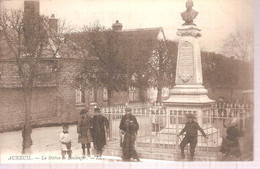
left=77, top=109, right=93, bottom=157
left=212, top=96, right=228, bottom=138
left=220, top=117, right=242, bottom=160
left=119, top=107, right=140, bottom=162
left=91, top=107, right=109, bottom=158
left=59, top=124, right=72, bottom=159
left=217, top=96, right=227, bottom=118
left=177, top=114, right=207, bottom=161
left=151, top=109, right=164, bottom=133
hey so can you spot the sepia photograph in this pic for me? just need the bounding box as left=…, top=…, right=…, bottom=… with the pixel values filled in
left=0, top=0, right=255, bottom=167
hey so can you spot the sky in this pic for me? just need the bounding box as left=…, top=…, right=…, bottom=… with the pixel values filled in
left=0, top=0, right=254, bottom=53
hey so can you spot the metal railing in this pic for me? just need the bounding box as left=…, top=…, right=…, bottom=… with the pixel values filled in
left=100, top=103, right=253, bottom=160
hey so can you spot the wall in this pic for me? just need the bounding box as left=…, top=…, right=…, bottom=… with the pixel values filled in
left=0, top=58, right=86, bottom=131
left=0, top=87, right=58, bottom=132
left=111, top=91, right=129, bottom=105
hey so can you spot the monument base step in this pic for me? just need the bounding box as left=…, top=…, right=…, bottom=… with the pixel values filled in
left=103, top=145, right=221, bottom=161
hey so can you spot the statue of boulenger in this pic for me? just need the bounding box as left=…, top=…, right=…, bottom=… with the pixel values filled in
left=181, top=0, right=198, bottom=26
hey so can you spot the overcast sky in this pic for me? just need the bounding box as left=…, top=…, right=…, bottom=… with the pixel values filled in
left=1, top=0, right=254, bottom=53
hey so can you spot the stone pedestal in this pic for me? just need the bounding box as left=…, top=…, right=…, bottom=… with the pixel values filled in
left=164, top=25, right=214, bottom=105
left=162, top=25, right=217, bottom=147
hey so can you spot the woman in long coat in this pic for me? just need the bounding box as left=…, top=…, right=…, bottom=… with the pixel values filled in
left=91, top=107, right=109, bottom=157
left=220, top=117, right=242, bottom=160
left=77, top=109, right=93, bottom=157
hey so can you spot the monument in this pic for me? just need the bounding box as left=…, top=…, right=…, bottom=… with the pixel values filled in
left=164, top=0, right=214, bottom=105
left=161, top=0, right=218, bottom=150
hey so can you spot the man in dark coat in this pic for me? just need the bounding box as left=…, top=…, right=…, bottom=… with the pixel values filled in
left=177, top=114, right=207, bottom=161
left=119, top=107, right=140, bottom=162
left=77, top=109, right=93, bottom=157
left=91, top=107, right=109, bottom=158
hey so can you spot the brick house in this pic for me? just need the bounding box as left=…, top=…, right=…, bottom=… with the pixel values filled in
left=0, top=0, right=166, bottom=132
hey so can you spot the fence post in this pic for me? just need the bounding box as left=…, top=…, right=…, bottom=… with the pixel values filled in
left=107, top=114, right=112, bottom=141
left=176, top=108, right=179, bottom=151
left=149, top=107, right=153, bottom=153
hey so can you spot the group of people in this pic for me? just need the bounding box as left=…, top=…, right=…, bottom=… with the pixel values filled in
left=59, top=107, right=109, bottom=159
left=59, top=107, right=141, bottom=162
left=177, top=111, right=243, bottom=160
left=59, top=102, right=243, bottom=161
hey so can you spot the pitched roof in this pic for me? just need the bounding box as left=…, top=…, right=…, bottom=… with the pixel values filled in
left=0, top=28, right=89, bottom=61
left=65, top=27, right=166, bottom=50
left=120, top=27, right=165, bottom=40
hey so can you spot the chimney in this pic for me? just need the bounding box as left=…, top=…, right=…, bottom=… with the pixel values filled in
left=49, top=14, right=58, bottom=32
left=112, top=20, right=123, bottom=31
left=24, top=0, right=40, bottom=34
left=24, top=0, right=40, bottom=24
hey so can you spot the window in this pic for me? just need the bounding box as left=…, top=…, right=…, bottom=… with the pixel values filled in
left=90, top=88, right=97, bottom=102
left=103, top=88, right=108, bottom=101
left=129, top=87, right=138, bottom=102
left=76, top=89, right=85, bottom=103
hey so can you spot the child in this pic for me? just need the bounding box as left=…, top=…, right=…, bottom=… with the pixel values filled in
left=60, top=124, right=72, bottom=159
left=177, top=114, right=207, bottom=161
left=77, top=109, right=92, bottom=157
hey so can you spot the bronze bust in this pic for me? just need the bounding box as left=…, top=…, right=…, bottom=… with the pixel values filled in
left=181, top=0, right=198, bottom=26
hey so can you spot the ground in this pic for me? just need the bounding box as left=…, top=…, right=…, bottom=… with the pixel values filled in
left=0, top=125, right=172, bottom=163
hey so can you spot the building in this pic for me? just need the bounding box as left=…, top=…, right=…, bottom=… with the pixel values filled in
left=0, top=1, right=166, bottom=132
left=0, top=0, right=89, bottom=131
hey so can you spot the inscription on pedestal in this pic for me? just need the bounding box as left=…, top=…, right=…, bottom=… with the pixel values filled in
left=178, top=41, right=194, bottom=84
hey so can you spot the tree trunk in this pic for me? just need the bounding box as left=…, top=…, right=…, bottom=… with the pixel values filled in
left=22, top=92, right=33, bottom=154
left=107, top=88, right=112, bottom=106
left=230, top=87, right=234, bottom=102
left=157, top=50, right=164, bottom=104
left=157, top=86, right=162, bottom=103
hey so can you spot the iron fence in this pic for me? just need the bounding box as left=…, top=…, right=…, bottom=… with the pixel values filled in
left=100, top=103, right=253, bottom=160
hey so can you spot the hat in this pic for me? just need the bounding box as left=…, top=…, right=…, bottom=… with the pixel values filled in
left=94, top=107, right=100, bottom=112
left=225, top=117, right=239, bottom=127
left=62, top=124, right=69, bottom=128
left=125, top=107, right=132, bottom=112
left=186, top=114, right=196, bottom=119
left=80, top=109, right=88, bottom=114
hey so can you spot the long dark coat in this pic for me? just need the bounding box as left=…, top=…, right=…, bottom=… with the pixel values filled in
left=119, top=113, right=139, bottom=160
left=91, top=114, right=109, bottom=148
left=77, top=114, right=93, bottom=144
left=119, top=114, right=139, bottom=134
left=220, top=126, right=242, bottom=157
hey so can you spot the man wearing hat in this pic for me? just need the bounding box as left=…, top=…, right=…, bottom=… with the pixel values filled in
left=91, top=107, right=109, bottom=158
left=177, top=113, right=207, bottom=161
left=119, top=107, right=140, bottom=161
left=77, top=109, right=93, bottom=157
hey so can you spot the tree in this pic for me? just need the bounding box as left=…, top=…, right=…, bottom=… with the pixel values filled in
left=201, top=51, right=253, bottom=101
left=148, top=40, right=178, bottom=103
left=74, top=23, right=128, bottom=106
left=0, top=8, right=68, bottom=154
left=74, top=23, right=166, bottom=104
left=221, top=29, right=253, bottom=61
left=120, top=31, right=160, bottom=103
